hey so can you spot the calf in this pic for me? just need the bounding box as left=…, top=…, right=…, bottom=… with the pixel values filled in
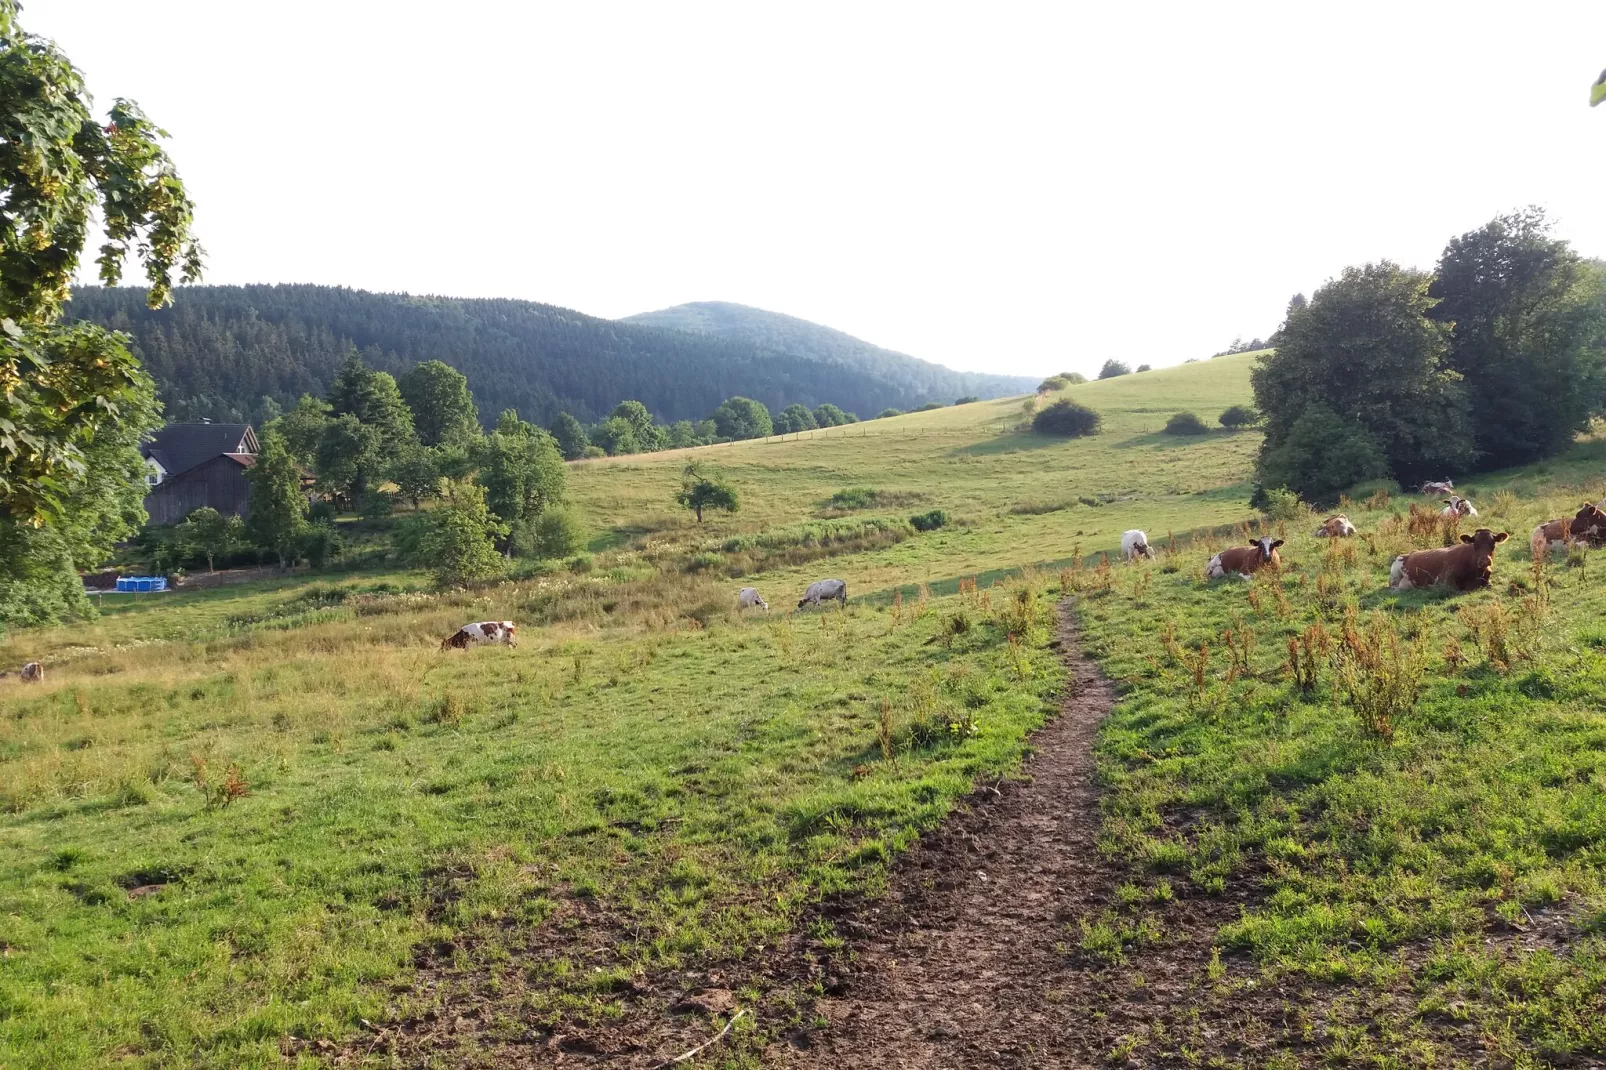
left=1120, top=529, right=1155, bottom=561
left=1206, top=537, right=1283, bottom=580
left=1529, top=502, right=1606, bottom=559
left=1389, top=528, right=1510, bottom=591
left=737, top=586, right=769, bottom=611
left=797, top=578, right=847, bottom=609
left=1313, top=514, right=1356, bottom=538
left=1440, top=495, right=1477, bottom=518
left=19, top=662, right=43, bottom=683
left=440, top=621, right=518, bottom=650
left=1421, top=479, right=1455, bottom=496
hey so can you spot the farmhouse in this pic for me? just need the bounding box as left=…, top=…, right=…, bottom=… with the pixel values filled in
left=139, top=422, right=261, bottom=526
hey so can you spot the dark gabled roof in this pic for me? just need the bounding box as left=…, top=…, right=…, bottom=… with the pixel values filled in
left=140, top=423, right=257, bottom=478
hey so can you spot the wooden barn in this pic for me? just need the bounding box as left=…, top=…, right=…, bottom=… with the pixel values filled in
left=140, top=423, right=260, bottom=527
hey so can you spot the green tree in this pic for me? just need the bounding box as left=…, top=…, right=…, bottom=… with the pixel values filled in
left=267, top=393, right=331, bottom=469
left=588, top=416, right=639, bottom=456
left=665, top=420, right=709, bottom=449
left=1097, top=360, right=1130, bottom=380
left=398, top=360, right=479, bottom=448
left=0, top=2, right=202, bottom=527
left=244, top=430, right=308, bottom=567
left=390, top=444, right=442, bottom=509
left=1032, top=398, right=1101, bottom=437
left=327, top=352, right=415, bottom=453
left=1256, top=403, right=1388, bottom=504
left=1219, top=405, right=1260, bottom=429
left=711, top=396, right=772, bottom=440
left=174, top=506, right=244, bottom=572
left=954, top=396, right=980, bottom=405
left=314, top=413, right=381, bottom=502
left=423, top=480, right=505, bottom=588
left=1252, top=263, right=1471, bottom=493
left=775, top=404, right=818, bottom=434
left=476, top=412, right=566, bottom=554
left=609, top=400, right=655, bottom=441
left=1163, top=412, right=1209, bottom=435
left=1429, top=208, right=1606, bottom=469
left=876, top=408, right=903, bottom=419
left=676, top=464, right=739, bottom=522
left=1037, top=375, right=1070, bottom=393
left=813, top=403, right=849, bottom=426
left=548, top=412, right=588, bottom=460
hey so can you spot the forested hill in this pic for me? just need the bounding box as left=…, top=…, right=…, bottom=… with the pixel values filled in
left=625, top=301, right=1035, bottom=401
left=65, top=285, right=1017, bottom=427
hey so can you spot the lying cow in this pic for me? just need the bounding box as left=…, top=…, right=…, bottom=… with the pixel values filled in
left=797, top=578, right=847, bottom=610
left=440, top=621, right=518, bottom=650
left=1389, top=528, right=1509, bottom=591
left=1120, top=529, right=1155, bottom=561
left=19, top=662, right=42, bottom=683
left=737, top=586, right=769, bottom=611
left=1206, top=537, right=1283, bottom=580
left=1529, top=502, right=1606, bottom=559
left=1313, top=514, right=1356, bottom=538
left=1421, top=479, right=1455, bottom=496
left=1441, top=495, right=1478, bottom=518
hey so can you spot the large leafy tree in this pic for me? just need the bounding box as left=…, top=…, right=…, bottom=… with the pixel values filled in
left=775, top=404, right=817, bottom=434
left=327, top=352, right=415, bottom=453
left=711, top=396, right=771, bottom=440
left=1252, top=263, right=1472, bottom=495
left=244, top=430, right=308, bottom=567
left=813, top=403, right=850, bottom=427
left=423, top=480, right=505, bottom=587
left=1429, top=208, right=1606, bottom=469
left=313, top=413, right=381, bottom=502
left=548, top=412, right=588, bottom=460
left=0, top=0, right=200, bottom=525
left=476, top=409, right=565, bottom=554
left=398, top=359, right=479, bottom=448
left=267, top=393, right=332, bottom=469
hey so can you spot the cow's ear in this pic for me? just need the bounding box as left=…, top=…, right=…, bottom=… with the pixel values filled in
left=1247, top=539, right=1259, bottom=546
left=1270, top=539, right=1284, bottom=549
left=1494, top=531, right=1510, bottom=543
left=1460, top=534, right=1474, bottom=544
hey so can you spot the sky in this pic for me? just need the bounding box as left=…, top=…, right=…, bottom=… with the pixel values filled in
left=31, top=1, right=1606, bottom=379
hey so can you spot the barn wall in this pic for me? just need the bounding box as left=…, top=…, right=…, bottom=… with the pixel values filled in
left=144, top=457, right=251, bottom=526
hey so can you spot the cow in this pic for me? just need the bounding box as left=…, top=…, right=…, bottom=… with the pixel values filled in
left=19, top=662, right=43, bottom=683
left=1529, top=502, right=1606, bottom=559
left=737, top=587, right=769, bottom=611
left=1441, top=495, right=1478, bottom=518
left=797, top=578, right=847, bottom=610
left=1120, top=529, right=1155, bottom=561
left=1313, top=514, right=1356, bottom=538
left=1389, top=528, right=1510, bottom=591
left=1206, top=537, right=1283, bottom=580
left=440, top=621, right=518, bottom=650
left=1421, top=479, right=1455, bottom=496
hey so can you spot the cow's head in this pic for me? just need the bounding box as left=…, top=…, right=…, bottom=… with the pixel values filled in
left=1443, top=496, right=1472, bottom=516
left=1458, top=528, right=1510, bottom=556
left=1251, top=536, right=1284, bottom=562
left=1573, top=502, right=1606, bottom=530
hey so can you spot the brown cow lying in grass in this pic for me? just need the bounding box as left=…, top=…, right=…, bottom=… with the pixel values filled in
left=1313, top=514, right=1356, bottom=538
left=1529, top=503, right=1606, bottom=559
left=1206, top=537, right=1283, bottom=580
left=1389, top=528, right=1510, bottom=591
left=440, top=621, right=518, bottom=650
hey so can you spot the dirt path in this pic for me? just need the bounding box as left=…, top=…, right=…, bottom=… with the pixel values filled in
left=778, top=601, right=1116, bottom=1069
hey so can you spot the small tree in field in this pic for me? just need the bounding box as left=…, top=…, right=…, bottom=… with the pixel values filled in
left=676, top=464, right=739, bottom=522
left=1219, top=405, right=1260, bottom=430
left=1164, top=412, right=1210, bottom=435
left=245, top=430, right=308, bottom=567
left=1032, top=398, right=1102, bottom=437
left=1098, top=359, right=1130, bottom=380
left=175, top=507, right=244, bottom=572
left=1136, top=363, right=1152, bottom=373
left=424, top=481, right=505, bottom=588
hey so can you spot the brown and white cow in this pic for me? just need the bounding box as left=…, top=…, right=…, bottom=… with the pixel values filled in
left=1313, top=514, right=1356, bottom=538
left=1421, top=479, right=1455, bottom=496
left=440, top=621, right=518, bottom=650
left=1440, top=495, right=1478, bottom=518
left=19, top=662, right=43, bottom=683
left=1206, top=537, right=1283, bottom=580
left=1389, top=528, right=1510, bottom=591
left=1529, top=503, right=1606, bottom=559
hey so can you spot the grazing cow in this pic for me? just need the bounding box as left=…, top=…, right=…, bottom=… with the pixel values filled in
left=1313, top=514, right=1356, bottom=538
left=1120, top=529, right=1155, bottom=561
left=797, top=578, right=847, bottom=609
left=1389, top=528, right=1510, bottom=591
left=1529, top=502, right=1606, bottom=559
left=737, top=586, right=769, bottom=611
left=19, top=662, right=43, bottom=683
left=1441, top=495, right=1478, bottom=518
left=1421, top=479, right=1455, bottom=496
left=440, top=621, right=518, bottom=651
left=1206, top=537, right=1283, bottom=580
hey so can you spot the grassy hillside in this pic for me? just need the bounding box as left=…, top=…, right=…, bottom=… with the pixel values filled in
left=5, top=350, right=1606, bottom=1067
left=623, top=300, right=1035, bottom=402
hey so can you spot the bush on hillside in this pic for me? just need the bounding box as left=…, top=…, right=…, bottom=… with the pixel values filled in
left=1257, top=403, right=1389, bottom=505
left=913, top=401, right=944, bottom=412
left=829, top=487, right=880, bottom=510
left=1259, top=487, right=1305, bottom=523
left=1097, top=359, right=1130, bottom=380
left=1032, top=398, right=1101, bottom=437
left=1163, top=412, right=1210, bottom=435
left=954, top=396, right=979, bottom=405
left=529, top=507, right=584, bottom=559
left=1219, top=404, right=1260, bottom=429
left=1061, top=372, right=1088, bottom=384
left=909, top=509, right=948, bottom=532
left=1136, top=363, right=1152, bottom=373
left=1037, top=375, right=1070, bottom=393
left=876, top=408, right=904, bottom=419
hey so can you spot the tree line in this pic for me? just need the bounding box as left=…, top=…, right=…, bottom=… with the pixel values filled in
left=1252, top=208, right=1606, bottom=503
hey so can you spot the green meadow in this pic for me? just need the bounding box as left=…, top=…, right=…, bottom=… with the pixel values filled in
left=5, top=352, right=1606, bottom=1067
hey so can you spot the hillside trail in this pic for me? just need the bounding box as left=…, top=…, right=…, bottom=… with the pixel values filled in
left=777, top=600, right=1117, bottom=1069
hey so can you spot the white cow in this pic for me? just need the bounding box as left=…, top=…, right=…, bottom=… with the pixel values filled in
left=440, top=621, right=518, bottom=650
left=1441, top=496, right=1478, bottom=518
left=1120, top=530, right=1155, bottom=561
left=737, top=587, right=769, bottom=611
left=797, top=579, right=847, bottom=610
left=1421, top=479, right=1455, bottom=496
left=1313, top=514, right=1356, bottom=538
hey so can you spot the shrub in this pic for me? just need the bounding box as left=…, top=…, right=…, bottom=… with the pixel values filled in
left=299, top=521, right=343, bottom=568
left=1037, top=375, right=1070, bottom=393
left=1097, top=359, right=1130, bottom=379
left=910, top=509, right=948, bottom=532
left=1163, top=412, right=1210, bottom=436
left=1060, top=372, right=1088, bottom=385
left=581, top=445, right=605, bottom=459
left=829, top=486, right=880, bottom=510
left=954, top=396, right=979, bottom=405
left=1136, top=363, right=1152, bottom=373
left=1032, top=398, right=1102, bottom=437
left=529, top=507, right=583, bottom=559
left=1257, top=403, right=1388, bottom=504
left=359, top=490, right=395, bottom=519
left=1219, top=404, right=1260, bottom=429
left=875, top=408, right=904, bottom=420
left=913, top=401, right=944, bottom=412
left=1259, top=487, right=1305, bottom=523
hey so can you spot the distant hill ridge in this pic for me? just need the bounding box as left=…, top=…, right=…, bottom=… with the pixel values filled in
left=625, top=300, right=1034, bottom=403
left=65, top=285, right=1030, bottom=428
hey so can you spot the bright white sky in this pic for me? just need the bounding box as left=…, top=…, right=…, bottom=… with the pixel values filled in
left=33, top=1, right=1606, bottom=379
